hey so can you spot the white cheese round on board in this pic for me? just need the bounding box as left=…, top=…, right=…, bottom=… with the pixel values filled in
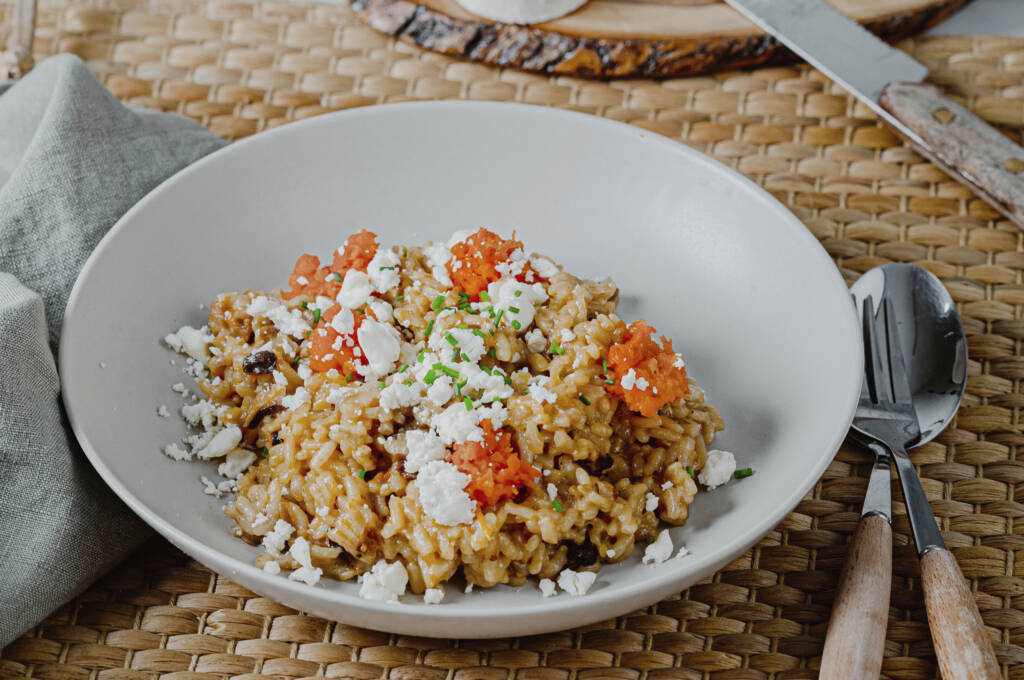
left=455, top=0, right=588, bottom=24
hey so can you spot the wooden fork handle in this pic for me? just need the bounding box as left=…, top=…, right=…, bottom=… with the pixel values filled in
left=819, top=513, right=892, bottom=680
left=920, top=547, right=1001, bottom=679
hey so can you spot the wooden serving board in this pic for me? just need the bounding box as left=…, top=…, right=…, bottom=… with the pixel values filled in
left=351, top=0, right=972, bottom=79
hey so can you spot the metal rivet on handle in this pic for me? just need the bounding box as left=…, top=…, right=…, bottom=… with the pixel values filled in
left=1005, top=158, right=1024, bottom=174
left=932, top=108, right=955, bottom=124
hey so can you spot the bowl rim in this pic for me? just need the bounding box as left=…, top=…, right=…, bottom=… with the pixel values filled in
left=60, top=100, right=863, bottom=629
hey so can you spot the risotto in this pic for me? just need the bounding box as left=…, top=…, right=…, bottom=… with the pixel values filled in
left=162, top=228, right=738, bottom=603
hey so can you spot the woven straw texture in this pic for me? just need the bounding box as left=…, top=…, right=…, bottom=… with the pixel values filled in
left=2, top=1, right=1024, bottom=678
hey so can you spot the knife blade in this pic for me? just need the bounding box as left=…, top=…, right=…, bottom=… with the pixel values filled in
left=722, top=0, right=1024, bottom=228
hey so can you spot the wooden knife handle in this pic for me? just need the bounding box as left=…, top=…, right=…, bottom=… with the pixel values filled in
left=880, top=82, right=1024, bottom=229
left=920, top=547, right=1001, bottom=679
left=819, top=514, right=892, bottom=680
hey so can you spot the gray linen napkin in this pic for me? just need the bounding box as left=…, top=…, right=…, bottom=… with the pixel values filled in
left=0, top=54, right=226, bottom=645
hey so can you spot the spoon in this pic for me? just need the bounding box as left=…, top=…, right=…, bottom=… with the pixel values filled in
left=821, top=263, right=998, bottom=679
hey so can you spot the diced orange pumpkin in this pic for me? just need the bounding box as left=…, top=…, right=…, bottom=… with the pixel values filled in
left=606, top=320, right=689, bottom=417
left=284, top=230, right=378, bottom=300
left=446, top=228, right=542, bottom=298
left=309, top=305, right=365, bottom=376
left=451, top=420, right=541, bottom=507
left=331, top=229, right=378, bottom=275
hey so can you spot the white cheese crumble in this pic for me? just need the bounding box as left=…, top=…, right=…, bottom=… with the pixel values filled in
left=171, top=382, right=189, bottom=395
left=413, top=460, right=476, bottom=526
left=485, top=277, right=548, bottom=333
left=297, top=363, right=312, bottom=381
left=699, top=450, right=737, bottom=490
left=368, top=247, right=401, bottom=294
left=262, top=519, right=294, bottom=556
left=431, top=402, right=508, bottom=445
left=527, top=375, right=557, bottom=404
left=530, top=256, right=560, bottom=278
left=218, top=448, right=256, bottom=479
left=403, top=429, right=446, bottom=474
left=539, top=578, right=557, bottom=598
left=673, top=354, right=685, bottom=369
left=247, top=295, right=310, bottom=338
left=643, top=530, right=673, bottom=565
left=674, top=545, right=691, bottom=560
left=358, top=560, right=409, bottom=602
left=164, top=325, right=212, bottom=361
left=525, top=329, right=547, bottom=353
left=426, top=376, right=454, bottom=406
left=423, top=588, right=444, bottom=605
left=156, top=405, right=170, bottom=418
left=620, top=368, right=639, bottom=391
left=194, top=425, right=242, bottom=460
left=559, top=328, right=575, bottom=343
left=273, top=370, right=288, bottom=387
left=287, top=537, right=323, bottom=586
left=557, top=569, right=597, bottom=596
left=645, top=492, right=659, bottom=512
left=281, top=387, right=311, bottom=410
left=182, top=399, right=219, bottom=429
left=262, top=561, right=281, bottom=575
left=356, top=318, right=401, bottom=379
left=338, top=269, right=372, bottom=309
left=163, top=443, right=191, bottom=461
left=368, top=299, right=394, bottom=323
left=661, top=480, right=674, bottom=490
left=330, top=306, right=356, bottom=335
left=424, top=243, right=453, bottom=287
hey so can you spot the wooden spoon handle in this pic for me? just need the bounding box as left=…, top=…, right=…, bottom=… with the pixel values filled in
left=819, top=513, right=892, bottom=680
left=920, top=547, right=1001, bottom=679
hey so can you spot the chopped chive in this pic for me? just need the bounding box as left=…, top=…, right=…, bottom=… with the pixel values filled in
left=503, top=374, right=512, bottom=385
left=292, top=356, right=301, bottom=367
left=481, top=365, right=493, bottom=375
left=432, top=295, right=445, bottom=311
left=398, top=363, right=409, bottom=373
left=424, top=369, right=438, bottom=384
left=404, top=379, right=414, bottom=386
left=345, top=373, right=353, bottom=383
left=305, top=330, right=311, bottom=339
left=454, top=380, right=461, bottom=396
left=579, top=395, right=591, bottom=406
left=734, top=467, right=754, bottom=480
left=261, top=446, right=269, bottom=455
left=312, top=308, right=322, bottom=325
left=300, top=301, right=309, bottom=309
left=440, top=366, right=460, bottom=379
left=358, top=469, right=367, bottom=480
left=395, top=295, right=404, bottom=302
left=457, top=290, right=470, bottom=301
left=458, top=323, right=469, bottom=330
left=445, top=332, right=458, bottom=346
left=605, top=379, right=615, bottom=385
left=379, top=265, right=396, bottom=270
left=489, top=329, right=495, bottom=337
left=418, top=349, right=427, bottom=363
left=479, top=291, right=491, bottom=302
left=453, top=350, right=461, bottom=362
left=685, top=465, right=695, bottom=479
left=330, top=272, right=342, bottom=282
left=602, top=358, right=608, bottom=374
left=425, top=320, right=435, bottom=337
left=494, top=309, right=505, bottom=325
left=514, top=290, right=522, bottom=298
left=378, top=380, right=386, bottom=388
left=432, top=362, right=445, bottom=370
left=508, top=306, right=520, bottom=314
left=548, top=340, right=564, bottom=355
left=472, top=329, right=486, bottom=339
left=511, top=320, right=521, bottom=330
left=463, top=396, right=473, bottom=411
left=552, top=499, right=563, bottom=512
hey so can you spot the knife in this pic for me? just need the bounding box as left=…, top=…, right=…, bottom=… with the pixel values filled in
left=722, top=0, right=1024, bottom=229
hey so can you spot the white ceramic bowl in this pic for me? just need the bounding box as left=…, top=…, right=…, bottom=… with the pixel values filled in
left=61, top=102, right=861, bottom=638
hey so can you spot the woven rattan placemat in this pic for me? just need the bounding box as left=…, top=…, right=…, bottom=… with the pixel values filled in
left=2, top=2, right=1023, bottom=678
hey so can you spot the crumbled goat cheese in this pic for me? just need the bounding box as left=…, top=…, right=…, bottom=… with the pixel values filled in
left=287, top=537, right=323, bottom=586
left=356, top=318, right=401, bottom=379
left=423, top=588, right=444, bottom=605
left=546, top=482, right=557, bottom=499
left=99, top=361, right=108, bottom=369
left=379, top=381, right=421, bottom=412
left=414, top=460, right=476, bottom=526
left=338, top=269, right=372, bottom=309
left=464, top=583, right=474, bottom=593
left=557, top=569, right=597, bottom=596
left=539, top=579, right=557, bottom=597
left=674, top=545, right=691, bottom=560
left=329, top=306, right=355, bottom=335
left=673, top=354, right=685, bottom=369
left=182, top=399, right=219, bottom=429
left=157, top=405, right=170, bottom=418
left=495, top=248, right=528, bottom=278
left=297, top=363, right=312, bottom=381
left=643, top=530, right=673, bottom=565
left=527, top=375, right=557, bottom=404
left=620, top=368, right=639, bottom=391
left=273, top=370, right=288, bottom=387
left=327, top=386, right=354, bottom=405
left=426, top=376, right=454, bottom=406
left=530, top=256, right=560, bottom=279
left=635, top=376, right=650, bottom=391
left=163, top=443, right=191, bottom=461
left=247, top=295, right=310, bottom=338
left=699, top=450, right=737, bottom=490
left=194, top=425, right=242, bottom=460
left=607, top=549, right=616, bottom=558
left=559, top=328, right=575, bottom=343
left=424, top=244, right=453, bottom=287
left=200, top=476, right=221, bottom=496
left=431, top=402, right=508, bottom=445
left=404, top=430, right=446, bottom=474
left=262, top=519, right=294, bottom=556
left=368, top=248, right=401, bottom=294
left=525, top=329, right=547, bottom=353
left=164, top=325, right=212, bottom=361
left=442, top=327, right=486, bottom=363
left=218, top=448, right=256, bottom=479
left=263, top=561, right=281, bottom=575
left=661, top=480, right=673, bottom=490
left=282, top=387, right=311, bottom=410
left=171, top=382, right=189, bottom=395
left=358, top=560, right=409, bottom=602
left=645, top=492, right=659, bottom=512
left=368, top=299, right=394, bottom=323
left=296, top=275, right=309, bottom=286
left=485, top=277, right=548, bottom=333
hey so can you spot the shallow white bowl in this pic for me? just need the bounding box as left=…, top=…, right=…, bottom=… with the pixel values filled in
left=61, top=102, right=861, bottom=638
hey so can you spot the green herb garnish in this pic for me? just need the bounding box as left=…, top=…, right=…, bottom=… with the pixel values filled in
left=479, top=291, right=491, bottom=302
left=685, top=465, right=695, bottom=479
left=345, top=373, right=353, bottom=383
left=511, top=320, right=521, bottom=330
left=330, top=272, right=342, bottom=282
left=605, top=379, right=615, bottom=385
left=463, top=396, right=473, bottom=411
left=579, top=395, right=591, bottom=406
left=508, top=306, right=520, bottom=314
left=432, top=295, right=445, bottom=311
left=424, top=369, right=438, bottom=385
left=261, top=446, right=269, bottom=455
left=312, top=308, right=321, bottom=325
left=398, top=363, right=409, bottom=373
left=488, top=348, right=497, bottom=359
left=549, top=340, right=565, bottom=355
left=395, top=295, right=404, bottom=302
left=602, top=358, right=608, bottom=374
left=514, top=290, right=522, bottom=298
left=425, top=320, right=435, bottom=337
left=378, top=380, right=386, bottom=388
left=300, top=301, right=309, bottom=309
left=734, top=468, right=754, bottom=480
left=292, top=356, right=301, bottom=367
left=440, top=365, right=460, bottom=379
left=358, top=469, right=367, bottom=479
left=445, top=332, right=458, bottom=346
left=552, top=499, right=563, bottom=512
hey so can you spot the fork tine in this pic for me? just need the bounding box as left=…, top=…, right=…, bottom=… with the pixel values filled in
left=884, top=297, right=914, bottom=406
left=863, top=295, right=893, bottom=404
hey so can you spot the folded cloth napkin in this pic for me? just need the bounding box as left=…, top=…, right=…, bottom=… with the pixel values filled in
left=0, top=54, right=226, bottom=646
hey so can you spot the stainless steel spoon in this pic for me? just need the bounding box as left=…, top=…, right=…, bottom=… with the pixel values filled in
left=821, top=263, right=998, bottom=679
